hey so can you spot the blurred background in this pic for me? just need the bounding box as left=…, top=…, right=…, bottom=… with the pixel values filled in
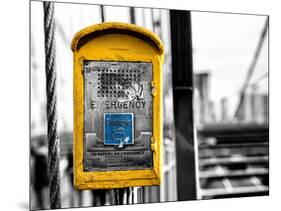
left=31, top=1, right=268, bottom=210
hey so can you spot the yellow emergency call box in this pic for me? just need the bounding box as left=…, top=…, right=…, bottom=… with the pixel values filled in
left=71, top=22, right=164, bottom=189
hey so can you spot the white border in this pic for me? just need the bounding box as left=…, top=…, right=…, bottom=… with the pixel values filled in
left=1, top=0, right=280, bottom=211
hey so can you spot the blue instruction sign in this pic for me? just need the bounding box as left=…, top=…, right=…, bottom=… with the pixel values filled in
left=104, top=113, right=134, bottom=145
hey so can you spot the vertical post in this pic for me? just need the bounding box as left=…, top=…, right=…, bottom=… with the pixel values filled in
left=100, top=5, right=105, bottom=22
left=170, top=10, right=197, bottom=200
left=43, top=1, right=61, bottom=209
left=130, top=7, right=136, bottom=24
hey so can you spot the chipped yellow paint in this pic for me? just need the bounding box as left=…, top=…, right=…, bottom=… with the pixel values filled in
left=71, top=22, right=164, bottom=189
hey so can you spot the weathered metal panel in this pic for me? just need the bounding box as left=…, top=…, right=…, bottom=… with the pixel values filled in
left=83, top=61, right=153, bottom=171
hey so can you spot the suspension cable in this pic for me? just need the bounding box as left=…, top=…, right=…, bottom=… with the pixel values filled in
left=43, top=1, right=61, bottom=209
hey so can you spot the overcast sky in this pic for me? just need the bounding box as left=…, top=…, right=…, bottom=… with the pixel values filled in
left=191, top=11, right=268, bottom=114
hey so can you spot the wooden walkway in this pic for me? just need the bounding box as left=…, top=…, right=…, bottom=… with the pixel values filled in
left=197, top=123, right=269, bottom=199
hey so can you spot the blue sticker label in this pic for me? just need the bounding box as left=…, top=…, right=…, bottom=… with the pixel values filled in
left=104, top=113, right=134, bottom=145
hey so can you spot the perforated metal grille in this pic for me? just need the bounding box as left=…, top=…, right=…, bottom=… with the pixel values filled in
left=97, top=69, right=141, bottom=98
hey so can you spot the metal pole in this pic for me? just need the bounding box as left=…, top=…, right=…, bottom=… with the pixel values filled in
left=170, top=10, right=198, bottom=201
left=130, top=7, right=136, bottom=24
left=100, top=5, right=105, bottom=22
